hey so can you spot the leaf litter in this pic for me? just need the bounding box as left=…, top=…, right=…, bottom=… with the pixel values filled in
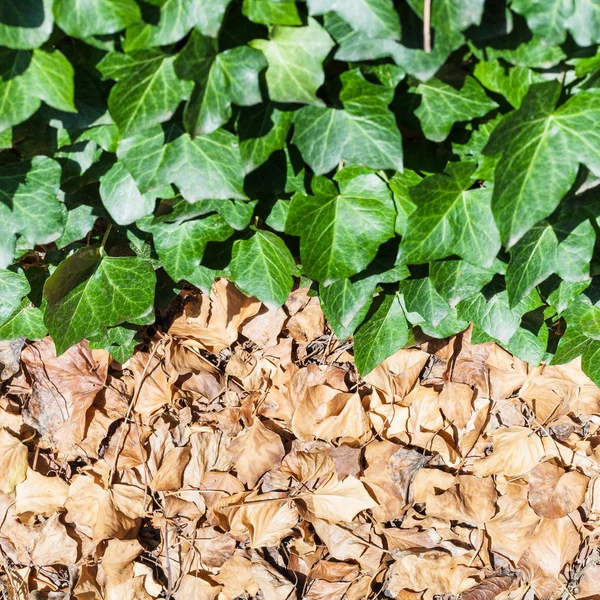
left=1, top=280, right=600, bottom=599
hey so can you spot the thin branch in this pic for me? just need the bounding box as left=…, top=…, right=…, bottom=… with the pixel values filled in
left=423, top=0, right=432, bottom=53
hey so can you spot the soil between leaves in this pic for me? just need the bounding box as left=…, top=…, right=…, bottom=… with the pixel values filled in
left=1, top=281, right=600, bottom=600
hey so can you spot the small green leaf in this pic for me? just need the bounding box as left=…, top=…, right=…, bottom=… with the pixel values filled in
left=43, top=248, right=156, bottom=355
left=408, top=73, right=498, bottom=142
left=0, top=156, right=63, bottom=267
left=250, top=18, right=334, bottom=106
left=0, top=0, right=54, bottom=50
left=429, top=260, right=498, bottom=307
left=293, top=69, right=403, bottom=174
left=124, top=0, right=233, bottom=50
left=0, top=269, right=30, bottom=326
left=286, top=167, right=396, bottom=282
left=354, top=294, right=409, bottom=376
left=229, top=229, right=297, bottom=309
left=176, top=32, right=266, bottom=137
left=55, top=204, right=98, bottom=249
left=0, top=303, right=47, bottom=341
left=139, top=213, right=233, bottom=282
left=398, top=162, right=500, bottom=268
left=243, top=0, right=302, bottom=26
left=401, top=277, right=451, bottom=326
left=108, top=51, right=192, bottom=136
left=100, top=162, right=157, bottom=225
left=117, top=124, right=247, bottom=201
left=88, top=325, right=139, bottom=363
left=54, top=0, right=141, bottom=38
left=307, top=0, right=401, bottom=39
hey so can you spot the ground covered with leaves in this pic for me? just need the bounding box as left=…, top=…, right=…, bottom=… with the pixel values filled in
left=1, top=282, right=600, bottom=600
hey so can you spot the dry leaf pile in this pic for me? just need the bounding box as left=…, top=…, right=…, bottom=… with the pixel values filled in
left=2, top=280, right=600, bottom=599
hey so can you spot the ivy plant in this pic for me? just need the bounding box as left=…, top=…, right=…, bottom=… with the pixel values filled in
left=1, top=0, right=600, bottom=381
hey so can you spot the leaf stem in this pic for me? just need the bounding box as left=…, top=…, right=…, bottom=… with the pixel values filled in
left=99, top=224, right=112, bottom=256
left=423, top=0, right=432, bottom=53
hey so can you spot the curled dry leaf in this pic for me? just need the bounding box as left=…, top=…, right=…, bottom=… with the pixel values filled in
left=0, top=428, right=28, bottom=493
left=528, top=461, right=589, bottom=518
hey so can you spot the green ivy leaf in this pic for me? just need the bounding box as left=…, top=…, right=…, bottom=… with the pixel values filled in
left=88, top=325, right=139, bottom=363
left=0, top=48, right=76, bottom=132
left=485, top=83, right=600, bottom=247
left=139, top=212, right=233, bottom=282
left=320, top=277, right=377, bottom=341
left=408, top=73, right=498, bottom=142
left=552, top=300, right=600, bottom=385
left=117, top=124, right=247, bottom=201
left=238, top=104, right=294, bottom=173
left=0, top=269, right=30, bottom=326
left=176, top=32, right=266, bottom=137
left=0, top=156, right=63, bottom=268
left=354, top=293, right=409, bottom=376
left=511, top=0, right=571, bottom=44
left=108, top=51, right=192, bottom=136
left=0, top=0, right=54, bottom=50
left=43, top=247, right=156, bottom=355
left=398, top=162, right=500, bottom=268
left=124, top=0, right=233, bottom=50
left=401, top=277, right=451, bottom=326
left=0, top=303, right=47, bottom=341
left=292, top=69, right=403, bottom=174
left=229, top=229, right=297, bottom=309
left=458, top=283, right=543, bottom=345
left=250, top=18, right=334, bottom=106
left=54, top=0, right=141, bottom=38
left=285, top=167, right=396, bottom=282
left=307, top=0, right=401, bottom=39
left=473, top=59, right=541, bottom=108
left=99, top=162, right=158, bottom=226
left=243, top=0, right=302, bottom=25
left=56, top=204, right=98, bottom=249
left=429, top=259, right=498, bottom=307
left=408, top=0, right=485, bottom=34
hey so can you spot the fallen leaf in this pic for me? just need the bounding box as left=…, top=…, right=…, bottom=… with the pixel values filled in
left=228, top=417, right=285, bottom=487
left=30, top=513, right=78, bottom=566
left=528, top=461, right=589, bottom=518
left=0, top=429, right=28, bottom=493
left=15, top=468, right=69, bottom=517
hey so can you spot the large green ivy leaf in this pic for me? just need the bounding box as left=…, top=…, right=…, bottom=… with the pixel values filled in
left=124, top=0, right=233, bottom=50
left=0, top=0, right=54, bottom=49
left=54, top=0, right=141, bottom=38
left=43, top=248, right=156, bottom=355
left=117, top=124, right=247, bottom=201
left=175, top=32, right=266, bottom=137
left=485, top=83, right=600, bottom=247
left=401, top=277, right=451, bottom=327
left=229, top=229, right=297, bottom=309
left=285, top=167, right=396, bottom=282
left=566, top=0, right=600, bottom=47
left=398, top=162, right=500, bottom=268
left=107, top=51, right=192, bottom=136
left=307, top=0, right=401, bottom=39
left=99, top=162, right=159, bottom=226
left=250, top=18, right=334, bottom=106
left=0, top=156, right=63, bottom=268
left=0, top=49, right=76, bottom=132
left=407, top=73, right=498, bottom=142
left=292, top=69, right=403, bottom=174
left=354, top=293, right=409, bottom=376
left=0, top=269, right=30, bottom=326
